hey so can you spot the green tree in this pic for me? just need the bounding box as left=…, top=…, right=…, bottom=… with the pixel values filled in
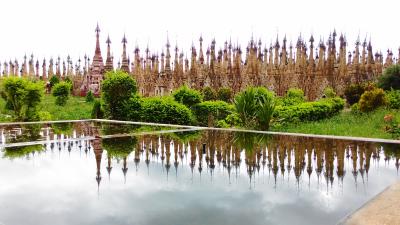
left=49, top=75, right=60, bottom=87
left=52, top=82, right=71, bottom=106
left=378, top=64, right=400, bottom=90
left=85, top=90, right=95, bottom=102
left=202, top=86, right=217, bottom=101
left=1, top=77, right=44, bottom=121
left=217, top=87, right=233, bottom=102
left=344, top=83, right=366, bottom=105
left=101, top=70, right=138, bottom=120
left=172, top=85, right=203, bottom=107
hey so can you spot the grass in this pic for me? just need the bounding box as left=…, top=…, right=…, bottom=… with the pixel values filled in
left=272, top=108, right=400, bottom=139
left=0, top=94, right=95, bottom=121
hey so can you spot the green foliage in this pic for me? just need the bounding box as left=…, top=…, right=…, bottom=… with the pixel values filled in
left=234, top=87, right=276, bottom=130
left=225, top=112, right=242, bottom=127
left=140, top=97, right=195, bottom=125
left=125, top=95, right=142, bottom=121
left=202, top=86, right=217, bottom=101
left=323, top=87, right=336, bottom=98
left=344, top=83, right=366, bottom=105
left=49, top=75, right=60, bottom=87
left=383, top=114, right=400, bottom=139
left=282, top=88, right=305, bottom=106
left=378, top=64, right=400, bottom=90
left=386, top=89, right=400, bottom=109
left=91, top=100, right=105, bottom=119
left=191, top=100, right=234, bottom=126
left=217, top=87, right=233, bottom=103
left=172, top=85, right=203, bottom=107
left=101, top=70, right=138, bottom=120
left=1, top=77, right=44, bottom=121
left=52, top=82, right=71, bottom=106
left=85, top=91, right=95, bottom=102
left=37, top=111, right=52, bottom=121
left=274, top=97, right=345, bottom=123
left=359, top=88, right=387, bottom=112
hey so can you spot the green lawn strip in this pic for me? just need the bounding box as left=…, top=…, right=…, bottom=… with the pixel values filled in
left=272, top=108, right=399, bottom=139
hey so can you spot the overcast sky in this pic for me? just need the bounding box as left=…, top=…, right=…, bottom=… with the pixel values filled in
left=0, top=0, right=399, bottom=65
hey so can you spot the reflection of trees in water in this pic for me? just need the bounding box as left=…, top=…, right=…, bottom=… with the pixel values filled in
left=3, top=144, right=44, bottom=159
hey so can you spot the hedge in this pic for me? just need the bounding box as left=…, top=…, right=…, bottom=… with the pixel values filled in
left=192, top=100, right=234, bottom=126
left=274, top=97, right=345, bottom=123
left=140, top=97, right=195, bottom=125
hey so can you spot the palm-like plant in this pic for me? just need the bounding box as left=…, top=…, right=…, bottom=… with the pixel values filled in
left=234, top=87, right=276, bottom=130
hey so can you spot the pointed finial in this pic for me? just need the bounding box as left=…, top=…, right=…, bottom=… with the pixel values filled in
left=106, top=35, right=111, bottom=45
left=122, top=34, right=127, bottom=44
left=95, top=23, right=100, bottom=34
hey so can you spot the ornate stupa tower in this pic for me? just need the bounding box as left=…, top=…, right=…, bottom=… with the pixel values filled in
left=80, top=23, right=104, bottom=96
left=120, top=34, right=130, bottom=73
left=105, top=35, right=114, bottom=72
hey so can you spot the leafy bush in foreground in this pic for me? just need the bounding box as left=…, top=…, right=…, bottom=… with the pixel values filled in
left=172, top=85, right=203, bottom=108
left=101, top=70, right=137, bottom=120
left=274, top=97, right=345, bottom=123
left=378, top=64, right=400, bottom=90
left=282, top=88, right=305, bottom=106
left=344, top=83, right=366, bottom=105
left=234, top=87, right=276, bottom=130
left=386, top=89, right=400, bottom=109
left=359, top=88, right=387, bottom=112
left=140, top=97, right=194, bottom=125
left=191, top=100, right=234, bottom=126
left=52, top=82, right=71, bottom=106
left=1, top=77, right=44, bottom=121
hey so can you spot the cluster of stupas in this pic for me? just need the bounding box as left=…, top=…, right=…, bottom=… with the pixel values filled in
left=1, top=24, right=399, bottom=99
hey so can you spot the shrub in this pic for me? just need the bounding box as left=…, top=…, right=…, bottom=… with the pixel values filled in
left=125, top=95, right=142, bottom=121
left=274, top=97, right=345, bottom=123
left=225, top=112, right=242, bottom=127
left=172, top=85, right=203, bottom=108
left=358, top=88, right=387, bottom=112
left=49, top=75, right=60, bottom=87
left=383, top=114, right=400, bottom=139
left=1, top=77, right=44, bottom=121
left=192, top=100, right=234, bottom=126
left=202, top=86, right=217, bottom=101
left=217, top=87, right=233, bottom=103
left=324, top=87, right=336, bottom=98
left=378, top=64, right=400, bottom=90
left=344, top=84, right=366, bottom=105
left=38, top=111, right=52, bottom=121
left=85, top=91, right=95, bottom=102
left=386, top=89, right=400, bottom=109
left=140, top=97, right=194, bottom=125
left=234, top=87, right=276, bottom=130
left=282, top=88, right=305, bottom=106
left=91, top=100, right=105, bottom=119
left=52, top=82, right=71, bottom=106
left=101, top=70, right=137, bottom=120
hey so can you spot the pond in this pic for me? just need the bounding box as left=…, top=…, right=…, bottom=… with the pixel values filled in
left=0, top=121, right=399, bottom=225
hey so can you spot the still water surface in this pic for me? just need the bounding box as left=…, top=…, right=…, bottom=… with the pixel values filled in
left=0, top=121, right=399, bottom=225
